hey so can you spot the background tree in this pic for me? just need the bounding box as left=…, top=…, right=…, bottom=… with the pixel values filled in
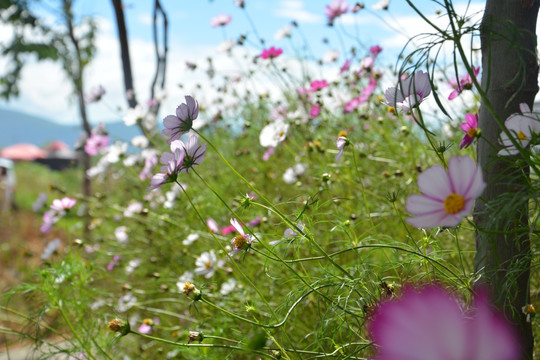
left=475, top=0, right=538, bottom=358
left=0, top=0, right=96, bottom=198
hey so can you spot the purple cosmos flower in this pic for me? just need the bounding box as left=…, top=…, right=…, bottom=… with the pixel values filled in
left=162, top=96, right=199, bottom=144
left=325, top=1, right=348, bottom=25
left=406, top=156, right=486, bottom=228
left=498, top=103, right=540, bottom=156
left=460, top=113, right=479, bottom=149
left=369, top=285, right=519, bottom=360
left=50, top=197, right=77, bottom=211
left=335, top=136, right=348, bottom=161
left=369, top=45, right=383, bottom=58
left=147, top=141, right=186, bottom=191
left=178, top=133, right=206, bottom=173
left=448, top=66, right=480, bottom=100
left=210, top=13, right=232, bottom=27
left=40, top=209, right=59, bottom=234
left=229, top=218, right=254, bottom=255
left=384, top=70, right=431, bottom=112
left=260, top=46, right=283, bottom=60
left=84, top=134, right=110, bottom=156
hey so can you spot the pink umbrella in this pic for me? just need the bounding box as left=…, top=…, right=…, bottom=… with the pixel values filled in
left=0, top=143, right=48, bottom=161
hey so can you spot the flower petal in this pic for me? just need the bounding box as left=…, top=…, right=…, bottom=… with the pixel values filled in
left=416, top=164, right=452, bottom=201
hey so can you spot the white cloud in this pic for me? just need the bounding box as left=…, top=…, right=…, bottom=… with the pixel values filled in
left=274, top=0, right=323, bottom=24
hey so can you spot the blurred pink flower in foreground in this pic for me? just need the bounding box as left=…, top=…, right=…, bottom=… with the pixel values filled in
left=325, top=0, right=348, bottom=25
left=460, top=113, right=479, bottom=149
left=369, top=285, right=519, bottom=360
left=51, top=197, right=77, bottom=211
left=406, top=155, right=485, bottom=228
left=210, top=13, right=232, bottom=27
left=260, top=46, right=283, bottom=59
left=162, top=95, right=199, bottom=144
left=448, top=66, right=480, bottom=100
left=84, top=134, right=109, bottom=156
left=384, top=70, right=431, bottom=112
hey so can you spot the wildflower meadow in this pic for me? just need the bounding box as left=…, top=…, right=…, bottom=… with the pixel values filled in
left=1, top=0, right=539, bottom=359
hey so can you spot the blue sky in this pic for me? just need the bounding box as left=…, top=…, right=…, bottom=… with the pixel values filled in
left=0, top=0, right=485, bottom=125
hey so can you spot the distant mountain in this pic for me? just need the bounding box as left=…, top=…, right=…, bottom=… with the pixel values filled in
left=0, top=108, right=142, bottom=149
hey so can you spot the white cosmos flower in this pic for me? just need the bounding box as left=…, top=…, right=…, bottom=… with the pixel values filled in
left=259, top=120, right=289, bottom=147
left=194, top=250, right=224, bottom=279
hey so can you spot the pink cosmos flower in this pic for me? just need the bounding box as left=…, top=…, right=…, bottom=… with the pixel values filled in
left=229, top=218, right=254, bottom=255
left=162, top=95, right=199, bottom=144
left=369, top=45, right=383, bottom=58
left=210, top=13, right=232, bottom=27
left=406, top=155, right=486, bottom=228
left=340, top=59, right=351, bottom=73
left=310, top=104, right=321, bottom=118
left=369, top=285, right=519, bottom=360
left=309, top=79, right=329, bottom=92
left=207, top=218, right=219, bottom=233
left=138, top=323, right=152, bottom=335
left=448, top=66, right=480, bottom=100
left=344, top=77, right=377, bottom=113
left=460, top=113, right=479, bottom=149
left=384, top=70, right=431, bottom=112
left=107, top=255, right=121, bottom=271
left=498, top=103, right=540, bottom=156
left=260, top=46, right=283, bottom=59
left=325, top=0, right=349, bottom=25
left=262, top=146, right=276, bottom=161
left=50, top=197, right=77, bottom=211
left=84, top=134, right=110, bottom=156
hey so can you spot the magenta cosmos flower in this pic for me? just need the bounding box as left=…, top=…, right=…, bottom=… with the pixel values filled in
left=260, top=46, right=283, bottom=60
left=369, top=285, right=519, bottom=360
left=448, top=66, right=480, bottom=100
left=162, top=95, right=199, bottom=144
left=229, top=218, right=254, bottom=255
left=406, top=156, right=485, bottom=228
left=309, top=79, right=329, bottom=92
left=210, top=13, right=232, bottom=27
left=85, top=134, right=110, bottom=156
left=325, top=1, right=348, bottom=25
left=384, top=70, right=431, bottom=112
left=460, top=113, right=479, bottom=149
left=50, top=197, right=77, bottom=211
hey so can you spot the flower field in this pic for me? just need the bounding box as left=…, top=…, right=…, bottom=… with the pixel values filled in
left=1, top=1, right=539, bottom=359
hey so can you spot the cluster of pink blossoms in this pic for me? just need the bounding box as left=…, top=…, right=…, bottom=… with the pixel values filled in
left=260, top=46, right=283, bottom=60
left=41, top=197, right=77, bottom=234
left=369, top=285, right=519, bottom=360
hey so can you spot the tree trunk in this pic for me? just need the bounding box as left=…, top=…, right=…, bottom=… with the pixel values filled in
left=475, top=1, right=538, bottom=358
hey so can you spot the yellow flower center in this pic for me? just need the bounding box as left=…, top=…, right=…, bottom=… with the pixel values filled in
left=466, top=128, right=477, bottom=138
left=233, top=234, right=247, bottom=248
left=444, top=193, right=465, bottom=214
left=183, top=282, right=195, bottom=295
left=279, top=131, right=285, bottom=137
left=387, top=106, right=395, bottom=113
left=518, top=131, right=528, bottom=141
left=524, top=304, right=535, bottom=314
left=205, top=261, right=211, bottom=269
left=338, top=130, right=348, bottom=138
